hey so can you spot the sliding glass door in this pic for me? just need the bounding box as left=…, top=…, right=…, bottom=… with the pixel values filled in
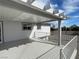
left=0, top=22, right=3, bottom=43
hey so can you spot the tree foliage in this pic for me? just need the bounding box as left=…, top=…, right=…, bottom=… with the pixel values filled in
left=51, top=24, right=79, bottom=31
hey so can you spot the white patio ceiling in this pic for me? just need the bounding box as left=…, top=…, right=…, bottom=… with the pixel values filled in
left=0, top=5, right=49, bottom=23
left=0, top=0, right=66, bottom=23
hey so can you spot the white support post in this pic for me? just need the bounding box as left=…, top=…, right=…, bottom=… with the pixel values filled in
left=58, top=20, right=62, bottom=46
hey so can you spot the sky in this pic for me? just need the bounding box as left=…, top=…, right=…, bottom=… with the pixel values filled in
left=32, top=0, right=79, bottom=27
left=50, top=0, right=79, bottom=27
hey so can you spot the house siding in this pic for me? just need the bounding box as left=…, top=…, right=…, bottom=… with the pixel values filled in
left=3, top=21, right=31, bottom=42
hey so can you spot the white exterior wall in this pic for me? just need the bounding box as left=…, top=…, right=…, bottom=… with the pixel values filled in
left=29, top=25, right=50, bottom=39
left=35, top=26, right=50, bottom=37
left=3, top=21, right=31, bottom=42
left=3, top=21, right=50, bottom=42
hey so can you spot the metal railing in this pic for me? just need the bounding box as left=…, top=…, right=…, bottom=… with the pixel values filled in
left=60, top=35, right=77, bottom=59
left=33, top=31, right=77, bottom=59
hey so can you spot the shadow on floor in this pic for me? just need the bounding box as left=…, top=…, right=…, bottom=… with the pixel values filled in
left=0, top=38, right=33, bottom=51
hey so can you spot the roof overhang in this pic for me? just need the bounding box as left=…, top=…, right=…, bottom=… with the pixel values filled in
left=0, top=0, right=67, bottom=23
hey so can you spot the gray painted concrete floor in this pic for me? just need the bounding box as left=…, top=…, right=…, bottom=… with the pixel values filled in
left=37, top=46, right=60, bottom=59
left=0, top=35, right=78, bottom=59
left=0, top=39, right=57, bottom=59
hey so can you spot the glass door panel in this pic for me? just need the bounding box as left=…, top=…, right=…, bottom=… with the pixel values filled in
left=0, top=22, right=2, bottom=43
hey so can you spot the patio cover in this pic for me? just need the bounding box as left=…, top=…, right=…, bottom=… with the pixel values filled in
left=0, top=0, right=67, bottom=23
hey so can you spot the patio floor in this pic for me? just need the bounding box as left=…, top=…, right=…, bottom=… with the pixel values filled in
left=0, top=39, right=59, bottom=59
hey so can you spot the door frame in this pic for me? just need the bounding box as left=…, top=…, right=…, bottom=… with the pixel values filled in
left=0, top=22, right=3, bottom=44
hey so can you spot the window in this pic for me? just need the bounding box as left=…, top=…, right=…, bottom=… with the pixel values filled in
left=37, top=25, right=41, bottom=29
left=22, top=23, right=32, bottom=30
left=37, top=26, right=41, bottom=29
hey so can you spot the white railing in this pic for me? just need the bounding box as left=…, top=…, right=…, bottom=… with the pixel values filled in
left=34, top=31, right=49, bottom=40
left=60, top=35, right=77, bottom=59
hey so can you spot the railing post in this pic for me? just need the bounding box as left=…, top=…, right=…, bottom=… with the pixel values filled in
left=76, top=35, right=77, bottom=50
left=58, top=20, right=62, bottom=46
left=60, top=49, right=62, bottom=59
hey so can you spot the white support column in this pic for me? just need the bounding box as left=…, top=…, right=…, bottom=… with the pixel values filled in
left=58, top=20, right=62, bottom=46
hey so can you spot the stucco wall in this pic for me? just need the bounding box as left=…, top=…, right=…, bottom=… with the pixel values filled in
left=3, top=21, right=31, bottom=42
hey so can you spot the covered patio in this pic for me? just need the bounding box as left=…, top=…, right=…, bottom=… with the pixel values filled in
left=0, top=0, right=77, bottom=59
